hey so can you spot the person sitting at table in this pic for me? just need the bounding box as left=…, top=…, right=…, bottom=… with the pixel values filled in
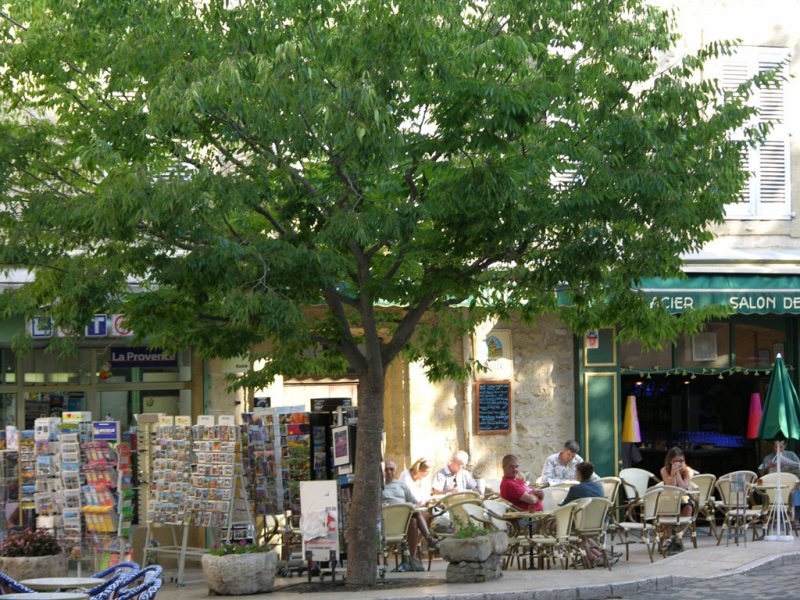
left=560, top=462, right=603, bottom=505
left=399, top=457, right=433, bottom=505
left=758, top=440, right=800, bottom=526
left=500, top=454, right=544, bottom=511
left=539, top=439, right=598, bottom=486
left=659, top=446, right=693, bottom=554
left=559, top=462, right=616, bottom=566
left=383, top=459, right=431, bottom=571
left=431, top=450, right=479, bottom=495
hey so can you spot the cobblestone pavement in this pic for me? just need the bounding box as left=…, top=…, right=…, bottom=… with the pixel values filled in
left=615, top=556, right=800, bottom=599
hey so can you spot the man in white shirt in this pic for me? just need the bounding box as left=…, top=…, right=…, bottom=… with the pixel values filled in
left=431, top=450, right=479, bottom=495
left=539, top=440, right=598, bottom=486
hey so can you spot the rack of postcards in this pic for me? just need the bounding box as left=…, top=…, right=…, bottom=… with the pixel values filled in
left=58, top=418, right=84, bottom=557
left=243, top=413, right=278, bottom=519
left=188, top=416, right=253, bottom=542
left=142, top=415, right=202, bottom=587
left=0, top=443, right=19, bottom=543
left=134, top=413, right=161, bottom=521
left=18, top=430, right=35, bottom=528
left=33, top=418, right=62, bottom=536
left=116, top=439, right=135, bottom=542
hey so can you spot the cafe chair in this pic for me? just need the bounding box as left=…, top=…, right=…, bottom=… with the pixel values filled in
left=618, top=468, right=657, bottom=523
left=540, top=486, right=568, bottom=511
left=570, top=497, right=614, bottom=569
left=754, top=472, right=799, bottom=534
left=92, top=564, right=163, bottom=600
left=614, top=486, right=661, bottom=562
left=525, top=502, right=579, bottom=570
left=89, top=561, right=141, bottom=596
left=652, top=485, right=698, bottom=556
left=715, top=478, right=763, bottom=545
left=0, top=572, right=35, bottom=594
left=690, top=473, right=718, bottom=540
left=380, top=502, right=415, bottom=570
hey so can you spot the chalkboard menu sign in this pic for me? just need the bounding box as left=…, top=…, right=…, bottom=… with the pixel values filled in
left=475, top=381, right=511, bottom=434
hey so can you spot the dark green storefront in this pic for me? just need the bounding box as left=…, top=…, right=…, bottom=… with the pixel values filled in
left=576, top=274, right=800, bottom=477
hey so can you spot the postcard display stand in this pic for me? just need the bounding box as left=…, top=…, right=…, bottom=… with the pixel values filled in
left=141, top=415, right=254, bottom=586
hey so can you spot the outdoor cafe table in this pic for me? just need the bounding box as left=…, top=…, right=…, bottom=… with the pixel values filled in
left=503, top=509, right=554, bottom=569
left=20, top=579, right=104, bottom=592
left=0, top=593, right=88, bottom=600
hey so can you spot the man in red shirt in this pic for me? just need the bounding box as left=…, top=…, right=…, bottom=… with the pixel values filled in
left=500, top=454, right=543, bottom=512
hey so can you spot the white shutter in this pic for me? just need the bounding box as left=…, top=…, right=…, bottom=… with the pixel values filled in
left=721, top=47, right=791, bottom=220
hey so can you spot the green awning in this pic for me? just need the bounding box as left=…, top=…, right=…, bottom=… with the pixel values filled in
left=638, top=275, right=800, bottom=314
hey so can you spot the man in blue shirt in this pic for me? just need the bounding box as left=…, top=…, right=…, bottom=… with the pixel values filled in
left=561, top=462, right=604, bottom=505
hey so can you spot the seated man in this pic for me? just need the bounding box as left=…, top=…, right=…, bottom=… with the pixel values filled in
left=431, top=450, right=479, bottom=495
left=560, top=462, right=603, bottom=505
left=560, top=462, right=619, bottom=566
left=500, top=453, right=543, bottom=512
left=539, top=439, right=598, bottom=486
left=383, top=459, right=431, bottom=571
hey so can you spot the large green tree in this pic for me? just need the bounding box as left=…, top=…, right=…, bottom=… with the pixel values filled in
left=0, top=0, right=772, bottom=584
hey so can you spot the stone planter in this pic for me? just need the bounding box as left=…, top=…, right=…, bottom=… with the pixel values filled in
left=201, top=550, right=278, bottom=595
left=439, top=531, right=508, bottom=583
left=0, top=553, right=68, bottom=581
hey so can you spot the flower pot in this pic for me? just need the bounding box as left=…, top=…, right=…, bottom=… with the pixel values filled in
left=0, top=553, right=68, bottom=581
left=201, top=550, right=278, bottom=595
left=439, top=532, right=508, bottom=583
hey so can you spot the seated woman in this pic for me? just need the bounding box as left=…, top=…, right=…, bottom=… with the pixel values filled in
left=659, top=446, right=693, bottom=553
left=399, top=457, right=433, bottom=505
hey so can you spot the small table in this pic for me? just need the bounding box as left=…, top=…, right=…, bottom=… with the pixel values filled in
left=0, top=593, right=89, bottom=600
left=20, top=578, right=104, bottom=593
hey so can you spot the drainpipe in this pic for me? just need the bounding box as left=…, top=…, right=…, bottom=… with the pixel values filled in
left=463, top=308, right=475, bottom=462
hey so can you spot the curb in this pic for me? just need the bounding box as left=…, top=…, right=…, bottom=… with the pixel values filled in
left=379, top=551, right=800, bottom=600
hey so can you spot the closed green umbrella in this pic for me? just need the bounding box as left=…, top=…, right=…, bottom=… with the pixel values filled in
left=757, top=354, right=800, bottom=540
left=757, top=354, right=800, bottom=441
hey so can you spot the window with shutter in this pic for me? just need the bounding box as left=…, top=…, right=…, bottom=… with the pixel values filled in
left=720, top=46, right=791, bottom=220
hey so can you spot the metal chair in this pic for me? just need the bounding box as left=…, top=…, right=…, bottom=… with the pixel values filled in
left=652, top=485, right=698, bottom=555
left=570, top=497, right=613, bottom=569
left=614, top=486, right=661, bottom=562
left=0, top=572, right=34, bottom=594
left=690, top=473, right=718, bottom=540
left=618, top=468, right=657, bottom=523
left=92, top=564, right=163, bottom=600
left=88, top=561, right=140, bottom=596
left=525, top=502, right=579, bottom=569
left=381, top=502, right=415, bottom=569
left=715, top=478, right=763, bottom=545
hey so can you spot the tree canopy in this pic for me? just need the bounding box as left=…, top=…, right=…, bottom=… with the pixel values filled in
left=0, top=0, right=772, bottom=584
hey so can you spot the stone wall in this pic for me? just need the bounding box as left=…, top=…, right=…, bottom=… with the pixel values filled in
left=404, top=313, right=576, bottom=482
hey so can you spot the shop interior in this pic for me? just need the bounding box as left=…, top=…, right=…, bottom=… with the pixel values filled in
left=621, top=317, right=794, bottom=477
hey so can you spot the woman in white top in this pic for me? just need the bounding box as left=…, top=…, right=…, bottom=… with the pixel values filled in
left=399, top=457, right=432, bottom=505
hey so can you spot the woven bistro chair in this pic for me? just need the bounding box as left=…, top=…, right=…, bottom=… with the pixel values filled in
left=618, top=468, right=657, bottom=524
left=614, top=486, right=661, bottom=562
left=570, top=497, right=614, bottom=569
left=690, top=473, right=718, bottom=540
left=381, top=502, right=415, bottom=569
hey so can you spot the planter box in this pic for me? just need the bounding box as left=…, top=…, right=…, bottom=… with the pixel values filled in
left=0, top=553, right=68, bottom=582
left=201, top=550, right=278, bottom=595
left=439, top=531, right=508, bottom=583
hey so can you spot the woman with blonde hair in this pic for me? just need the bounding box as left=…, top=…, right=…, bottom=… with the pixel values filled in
left=399, top=457, right=433, bottom=505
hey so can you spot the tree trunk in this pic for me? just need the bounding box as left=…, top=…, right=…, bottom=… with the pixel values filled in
left=344, top=367, right=385, bottom=586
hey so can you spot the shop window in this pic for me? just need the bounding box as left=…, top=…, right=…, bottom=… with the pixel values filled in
left=677, top=323, right=730, bottom=369
left=619, top=340, right=673, bottom=370
left=0, top=349, right=16, bottom=384
left=734, top=322, right=786, bottom=368
left=22, top=349, right=91, bottom=385
left=24, top=391, right=86, bottom=429
left=0, top=393, right=16, bottom=428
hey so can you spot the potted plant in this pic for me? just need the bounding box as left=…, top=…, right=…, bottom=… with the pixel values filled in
left=438, top=519, right=508, bottom=583
left=201, top=540, right=278, bottom=595
left=0, top=529, right=67, bottom=581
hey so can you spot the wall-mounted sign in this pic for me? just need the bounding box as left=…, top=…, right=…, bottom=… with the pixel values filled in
left=29, top=317, right=54, bottom=338
left=109, top=313, right=133, bottom=337
left=585, top=330, right=600, bottom=350
left=110, top=347, right=177, bottom=367
left=92, top=421, right=120, bottom=442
